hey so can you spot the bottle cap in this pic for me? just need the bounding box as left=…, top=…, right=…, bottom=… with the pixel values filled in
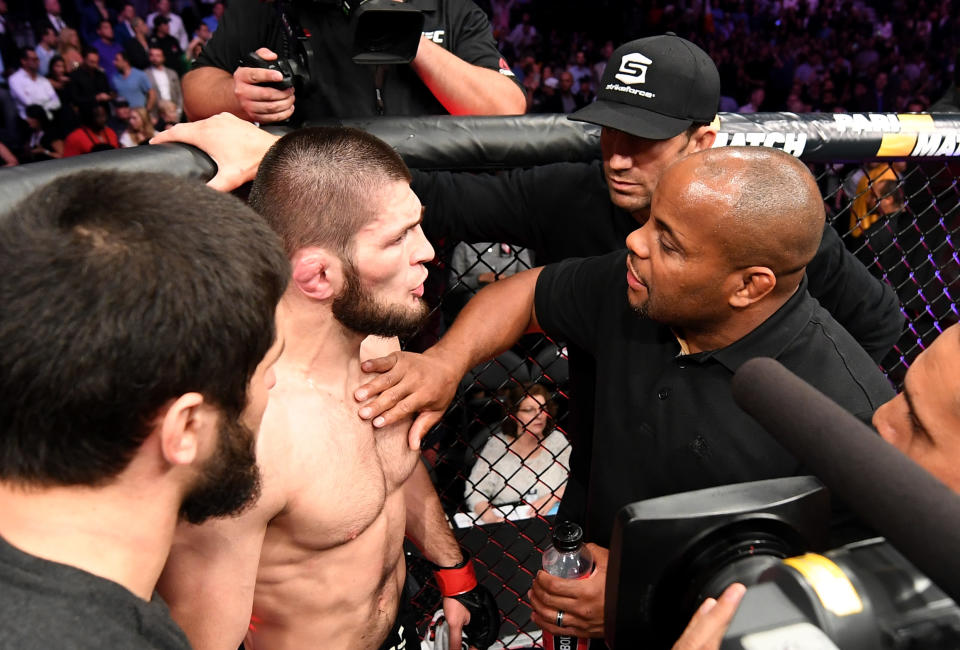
left=551, top=521, right=584, bottom=552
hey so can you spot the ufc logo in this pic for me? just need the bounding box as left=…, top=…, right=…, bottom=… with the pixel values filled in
left=614, top=52, right=653, bottom=85
left=423, top=30, right=445, bottom=44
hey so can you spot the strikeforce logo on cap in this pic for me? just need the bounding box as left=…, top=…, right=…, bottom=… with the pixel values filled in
left=614, top=52, right=653, bottom=85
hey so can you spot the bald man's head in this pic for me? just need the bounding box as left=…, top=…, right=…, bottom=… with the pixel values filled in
left=667, top=147, right=825, bottom=281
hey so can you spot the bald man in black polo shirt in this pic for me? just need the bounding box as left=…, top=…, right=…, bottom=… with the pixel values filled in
left=358, top=146, right=895, bottom=642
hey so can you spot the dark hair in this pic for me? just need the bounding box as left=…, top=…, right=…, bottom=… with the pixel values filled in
left=18, top=46, right=35, bottom=61
left=154, top=15, right=170, bottom=26
left=24, top=104, right=48, bottom=125
left=115, top=50, right=129, bottom=63
left=0, top=171, right=290, bottom=486
left=501, top=383, right=557, bottom=438
left=249, top=126, right=411, bottom=258
left=82, top=45, right=98, bottom=59
left=46, top=54, right=65, bottom=77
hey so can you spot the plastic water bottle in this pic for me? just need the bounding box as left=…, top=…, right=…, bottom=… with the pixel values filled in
left=541, top=522, right=594, bottom=650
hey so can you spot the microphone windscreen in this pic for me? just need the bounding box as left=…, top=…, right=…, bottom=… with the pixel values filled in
left=732, top=357, right=960, bottom=603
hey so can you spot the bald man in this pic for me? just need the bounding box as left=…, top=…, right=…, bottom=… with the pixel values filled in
left=357, top=146, right=896, bottom=642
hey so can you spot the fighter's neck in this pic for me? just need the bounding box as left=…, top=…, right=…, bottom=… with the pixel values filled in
left=0, top=476, right=181, bottom=601
left=278, top=296, right=365, bottom=382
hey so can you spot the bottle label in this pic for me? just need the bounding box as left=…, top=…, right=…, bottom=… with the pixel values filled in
left=544, top=634, right=590, bottom=650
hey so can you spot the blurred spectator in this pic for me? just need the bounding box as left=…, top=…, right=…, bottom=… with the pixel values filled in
left=57, top=27, right=83, bottom=71
left=43, top=0, right=70, bottom=34
left=506, top=12, right=538, bottom=52
left=111, top=51, right=155, bottom=111
left=202, top=1, right=224, bottom=34
left=574, top=78, right=595, bottom=108
left=69, top=48, right=114, bottom=111
left=448, top=241, right=534, bottom=315
left=155, top=98, right=180, bottom=130
left=146, top=46, right=181, bottom=116
left=124, top=16, right=151, bottom=69
left=62, top=102, right=118, bottom=156
left=931, top=54, right=960, bottom=112
left=592, top=40, right=614, bottom=89
left=106, top=96, right=130, bottom=133
left=186, top=22, right=211, bottom=62
left=46, top=55, right=72, bottom=104
left=464, top=384, right=570, bottom=524
left=149, top=15, right=185, bottom=76
left=115, top=2, right=137, bottom=45
left=81, top=0, right=117, bottom=46
left=147, top=0, right=188, bottom=51
left=36, top=26, right=58, bottom=76
left=739, top=86, right=764, bottom=113
left=552, top=70, right=578, bottom=113
left=567, top=50, right=590, bottom=93
left=9, top=47, right=61, bottom=122
left=20, top=103, right=63, bottom=161
left=92, top=20, right=123, bottom=81
left=118, top=105, right=153, bottom=147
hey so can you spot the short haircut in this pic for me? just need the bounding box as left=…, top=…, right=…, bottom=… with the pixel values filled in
left=82, top=45, right=98, bottom=59
left=249, top=126, right=411, bottom=258
left=19, top=46, right=35, bottom=61
left=0, top=171, right=290, bottom=486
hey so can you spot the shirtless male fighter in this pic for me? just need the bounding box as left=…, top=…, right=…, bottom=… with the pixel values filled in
left=156, top=125, right=498, bottom=650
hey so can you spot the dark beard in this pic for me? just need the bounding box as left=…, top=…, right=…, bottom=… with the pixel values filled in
left=331, top=258, right=428, bottom=338
left=179, top=413, right=262, bottom=525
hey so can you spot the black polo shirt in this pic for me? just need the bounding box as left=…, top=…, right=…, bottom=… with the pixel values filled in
left=534, top=250, right=895, bottom=548
left=197, top=0, right=515, bottom=121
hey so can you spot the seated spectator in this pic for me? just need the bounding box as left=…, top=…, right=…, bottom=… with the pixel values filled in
left=46, top=55, right=72, bottom=107
left=63, top=102, right=118, bottom=156
left=107, top=96, right=130, bottom=134
left=68, top=48, right=114, bottom=111
left=202, top=2, right=224, bottom=34
left=81, top=0, right=116, bottom=46
left=155, top=98, right=181, bottom=130
left=186, top=23, right=211, bottom=62
left=56, top=28, right=83, bottom=72
left=739, top=86, right=764, bottom=113
left=92, top=19, right=123, bottom=81
left=147, top=0, right=188, bottom=52
left=111, top=51, right=155, bottom=111
left=119, top=105, right=154, bottom=147
left=146, top=46, right=182, bottom=116
left=8, top=47, right=61, bottom=122
left=36, top=26, right=59, bottom=76
left=449, top=241, right=534, bottom=294
left=464, top=384, right=571, bottom=524
left=124, top=17, right=151, bottom=70
left=149, top=15, right=185, bottom=77
left=20, top=103, right=64, bottom=161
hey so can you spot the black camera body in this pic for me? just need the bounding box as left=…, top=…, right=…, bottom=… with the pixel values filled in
left=606, top=477, right=960, bottom=649
left=240, top=50, right=307, bottom=90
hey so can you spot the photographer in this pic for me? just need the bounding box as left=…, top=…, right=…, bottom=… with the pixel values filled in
left=183, top=0, right=525, bottom=123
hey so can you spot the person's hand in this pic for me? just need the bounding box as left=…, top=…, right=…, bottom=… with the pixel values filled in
left=233, top=47, right=296, bottom=123
left=528, top=543, right=608, bottom=639
left=443, top=596, right=472, bottom=650
left=672, top=583, right=746, bottom=650
left=476, top=271, right=497, bottom=284
left=354, top=350, right=462, bottom=449
left=150, top=112, right=280, bottom=191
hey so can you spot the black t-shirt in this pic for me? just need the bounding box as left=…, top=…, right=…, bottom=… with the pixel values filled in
left=413, top=162, right=904, bottom=524
left=0, top=535, right=191, bottom=649
left=196, top=0, right=514, bottom=121
left=533, top=251, right=896, bottom=547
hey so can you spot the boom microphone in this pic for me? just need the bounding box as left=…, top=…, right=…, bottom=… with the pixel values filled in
left=731, top=357, right=960, bottom=604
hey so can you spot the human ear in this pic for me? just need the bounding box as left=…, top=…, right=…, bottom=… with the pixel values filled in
left=689, top=126, right=717, bottom=152
left=158, top=392, right=207, bottom=466
left=290, top=247, right=342, bottom=301
left=728, top=266, right=776, bottom=308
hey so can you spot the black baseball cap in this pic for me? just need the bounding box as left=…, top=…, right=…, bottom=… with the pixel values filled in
left=570, top=34, right=720, bottom=140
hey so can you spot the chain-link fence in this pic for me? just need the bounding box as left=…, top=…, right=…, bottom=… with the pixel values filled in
left=402, top=117, right=960, bottom=649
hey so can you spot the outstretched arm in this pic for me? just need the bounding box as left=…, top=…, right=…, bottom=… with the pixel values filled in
left=151, top=112, right=279, bottom=190
left=411, top=37, right=525, bottom=115
left=356, top=266, right=543, bottom=448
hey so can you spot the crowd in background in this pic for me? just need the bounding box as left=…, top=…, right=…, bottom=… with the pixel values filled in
left=482, top=0, right=959, bottom=114
left=0, top=0, right=219, bottom=163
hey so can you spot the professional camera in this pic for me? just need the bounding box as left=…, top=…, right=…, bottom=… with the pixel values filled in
left=605, top=476, right=960, bottom=649
left=241, top=0, right=425, bottom=89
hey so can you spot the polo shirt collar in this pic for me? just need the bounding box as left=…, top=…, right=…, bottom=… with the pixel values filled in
left=697, top=275, right=815, bottom=372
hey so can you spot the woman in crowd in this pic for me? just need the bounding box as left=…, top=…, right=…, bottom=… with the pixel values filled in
left=63, top=103, right=118, bottom=157
left=465, top=384, right=570, bottom=524
left=21, top=104, right=64, bottom=161
left=57, top=28, right=83, bottom=71
left=119, top=106, right=154, bottom=147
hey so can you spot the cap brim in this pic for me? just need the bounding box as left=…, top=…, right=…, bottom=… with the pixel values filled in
left=569, top=100, right=692, bottom=140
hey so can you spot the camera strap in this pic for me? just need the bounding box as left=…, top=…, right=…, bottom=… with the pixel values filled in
left=272, top=0, right=314, bottom=83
